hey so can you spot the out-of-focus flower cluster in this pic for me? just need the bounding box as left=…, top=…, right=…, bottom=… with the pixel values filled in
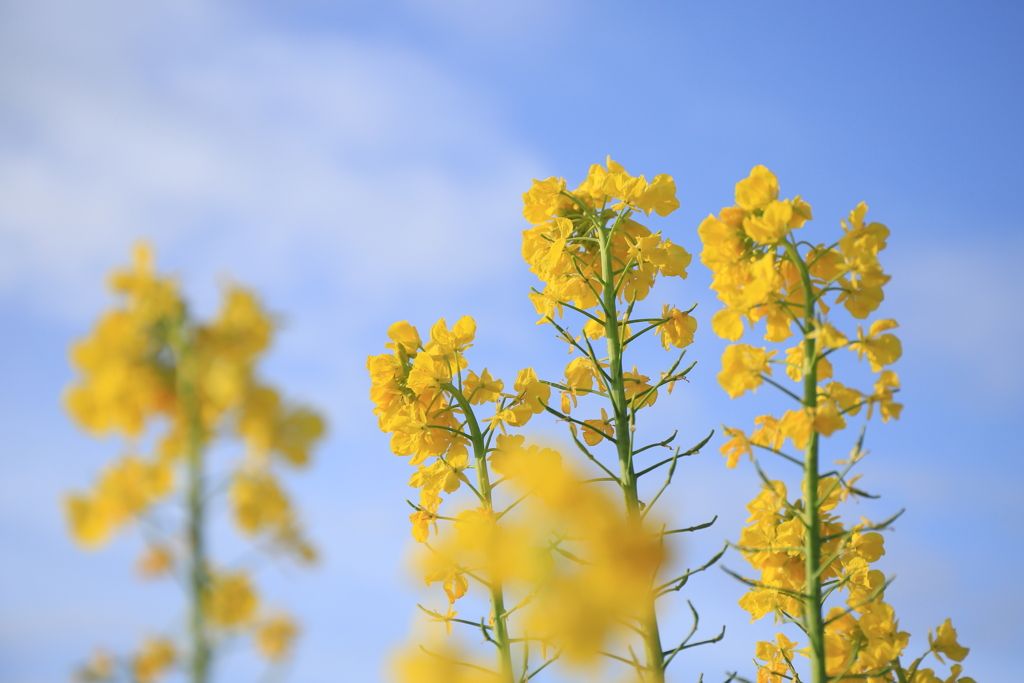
left=66, top=245, right=323, bottom=681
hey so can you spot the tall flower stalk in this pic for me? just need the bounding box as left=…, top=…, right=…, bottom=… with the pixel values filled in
left=369, top=317, right=568, bottom=683
left=519, top=159, right=725, bottom=682
left=64, top=245, right=324, bottom=683
left=701, top=166, right=975, bottom=683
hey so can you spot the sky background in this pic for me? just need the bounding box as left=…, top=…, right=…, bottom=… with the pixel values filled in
left=2, top=1, right=1022, bottom=681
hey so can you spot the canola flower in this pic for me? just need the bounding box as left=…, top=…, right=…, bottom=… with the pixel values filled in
left=520, top=160, right=727, bottom=683
left=65, top=245, right=323, bottom=683
left=370, top=160, right=725, bottom=683
left=700, top=167, right=974, bottom=683
left=369, top=316, right=553, bottom=682
left=370, top=313, right=682, bottom=683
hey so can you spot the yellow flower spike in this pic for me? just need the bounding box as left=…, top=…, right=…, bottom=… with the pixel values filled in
left=67, top=245, right=322, bottom=681
left=929, top=618, right=970, bottom=663
left=255, top=614, right=299, bottom=661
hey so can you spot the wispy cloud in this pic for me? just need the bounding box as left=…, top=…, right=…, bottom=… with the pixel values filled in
left=0, top=0, right=542, bottom=322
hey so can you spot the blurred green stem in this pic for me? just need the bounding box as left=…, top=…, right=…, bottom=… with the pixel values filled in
left=170, top=321, right=211, bottom=683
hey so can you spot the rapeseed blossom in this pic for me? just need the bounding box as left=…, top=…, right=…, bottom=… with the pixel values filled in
left=498, top=159, right=719, bottom=682
left=701, top=167, right=973, bottom=683
left=64, top=245, right=323, bottom=681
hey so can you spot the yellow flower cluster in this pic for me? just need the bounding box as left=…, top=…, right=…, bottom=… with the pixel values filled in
left=700, top=166, right=893, bottom=343
left=510, top=161, right=716, bottom=682
left=65, top=455, right=173, bottom=548
left=367, top=316, right=552, bottom=541
left=706, top=168, right=904, bottom=468
left=64, top=246, right=323, bottom=556
left=64, top=245, right=322, bottom=680
left=739, top=478, right=915, bottom=678
left=370, top=310, right=681, bottom=682
left=702, top=168, right=972, bottom=683
left=521, top=158, right=692, bottom=328
left=372, top=160, right=973, bottom=683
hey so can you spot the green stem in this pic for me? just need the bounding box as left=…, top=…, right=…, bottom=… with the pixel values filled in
left=597, top=222, right=666, bottom=683
left=784, top=241, right=826, bottom=683
left=443, top=383, right=515, bottom=683
left=171, top=322, right=210, bottom=683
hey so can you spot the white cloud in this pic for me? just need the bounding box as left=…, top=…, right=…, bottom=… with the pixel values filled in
left=0, top=0, right=542, bottom=322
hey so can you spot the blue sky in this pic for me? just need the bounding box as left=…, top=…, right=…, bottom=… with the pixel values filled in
left=1, top=1, right=1021, bottom=681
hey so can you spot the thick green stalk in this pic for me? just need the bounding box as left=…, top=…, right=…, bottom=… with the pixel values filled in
left=171, top=326, right=210, bottom=683
left=443, top=383, right=515, bottom=683
left=596, top=223, right=666, bottom=683
left=785, top=242, right=827, bottom=683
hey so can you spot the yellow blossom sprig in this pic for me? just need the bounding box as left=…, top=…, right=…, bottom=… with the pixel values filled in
left=700, top=167, right=973, bottom=683
left=518, top=159, right=725, bottom=682
left=369, top=316, right=567, bottom=683
left=64, top=244, right=324, bottom=682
